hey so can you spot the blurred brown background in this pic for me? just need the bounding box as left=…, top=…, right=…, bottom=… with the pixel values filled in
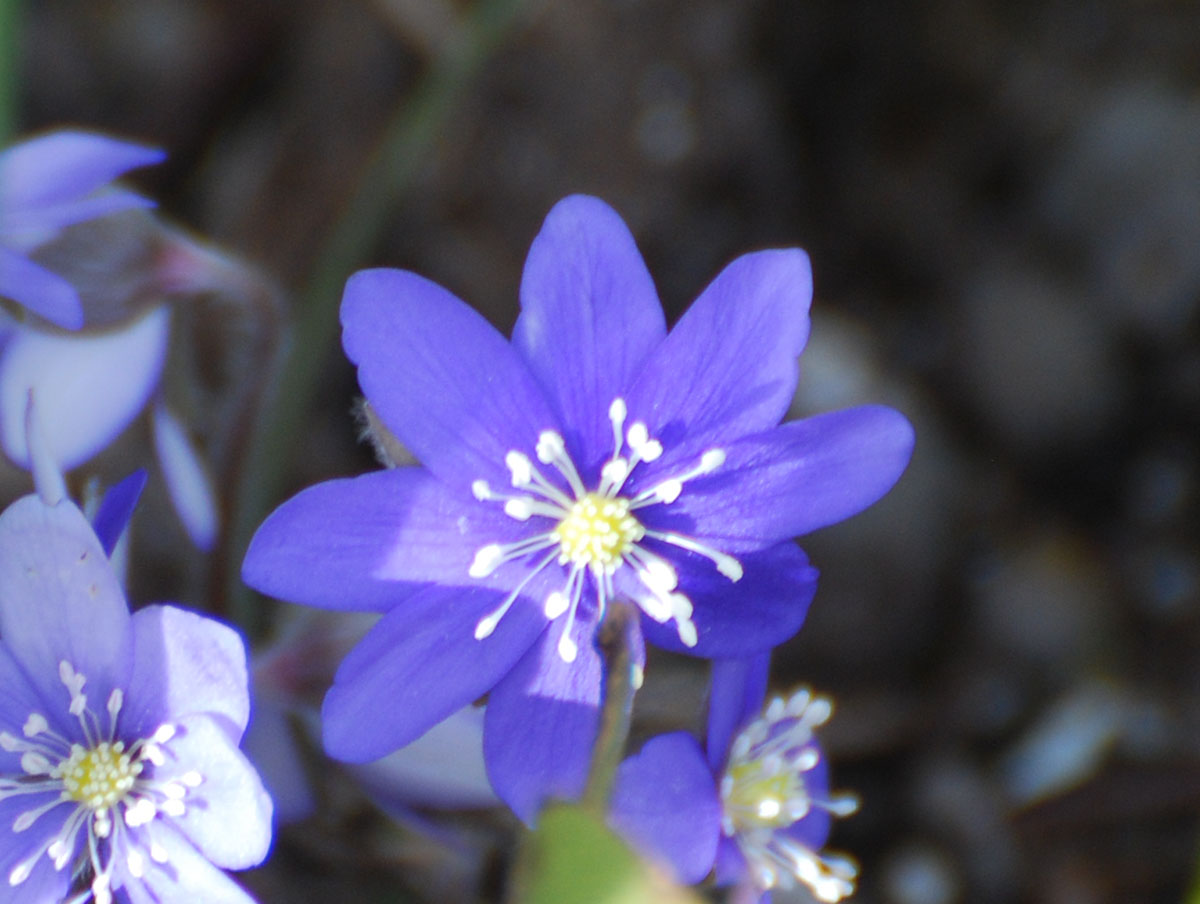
left=11, top=1, right=1200, bottom=902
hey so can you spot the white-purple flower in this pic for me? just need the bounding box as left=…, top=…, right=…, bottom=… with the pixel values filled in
left=611, top=657, right=858, bottom=902
left=0, top=131, right=164, bottom=329
left=242, top=194, right=914, bottom=820
left=0, top=493, right=272, bottom=903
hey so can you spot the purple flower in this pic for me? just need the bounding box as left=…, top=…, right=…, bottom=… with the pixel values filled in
left=611, top=657, right=858, bottom=902
left=0, top=131, right=164, bottom=329
left=0, top=493, right=272, bottom=903
left=242, top=194, right=914, bottom=820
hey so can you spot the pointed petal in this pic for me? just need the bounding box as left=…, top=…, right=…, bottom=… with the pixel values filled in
left=122, top=822, right=259, bottom=904
left=322, top=584, right=547, bottom=763
left=242, top=468, right=519, bottom=613
left=654, top=405, right=915, bottom=552
left=626, top=250, right=812, bottom=454
left=706, top=655, right=770, bottom=772
left=0, top=131, right=163, bottom=213
left=153, top=403, right=218, bottom=550
left=512, top=195, right=665, bottom=465
left=611, top=732, right=721, bottom=883
left=91, top=469, right=148, bottom=556
left=0, top=246, right=83, bottom=328
left=483, top=617, right=604, bottom=822
left=626, top=542, right=817, bottom=658
left=123, top=605, right=251, bottom=739
left=0, top=307, right=169, bottom=469
left=162, top=714, right=273, bottom=868
left=0, top=495, right=131, bottom=707
left=340, top=268, right=559, bottom=493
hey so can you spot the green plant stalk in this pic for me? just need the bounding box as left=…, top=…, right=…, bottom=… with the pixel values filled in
left=223, top=0, right=529, bottom=634
left=0, top=0, right=20, bottom=145
left=582, top=600, right=640, bottom=815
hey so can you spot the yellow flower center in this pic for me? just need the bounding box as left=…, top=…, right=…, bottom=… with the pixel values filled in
left=554, top=492, right=645, bottom=572
left=57, top=741, right=141, bottom=811
left=725, top=761, right=807, bottom=830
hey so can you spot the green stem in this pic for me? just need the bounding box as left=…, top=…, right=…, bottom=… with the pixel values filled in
left=222, top=0, right=529, bottom=634
left=581, top=600, right=640, bottom=815
left=0, top=0, right=21, bottom=145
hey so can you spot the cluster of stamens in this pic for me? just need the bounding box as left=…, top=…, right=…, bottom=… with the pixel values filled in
left=720, top=689, right=860, bottom=902
left=468, top=398, right=741, bottom=662
left=0, top=661, right=202, bottom=904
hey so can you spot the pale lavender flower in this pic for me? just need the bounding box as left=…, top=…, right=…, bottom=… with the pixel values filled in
left=0, top=131, right=163, bottom=329
left=0, top=491, right=271, bottom=903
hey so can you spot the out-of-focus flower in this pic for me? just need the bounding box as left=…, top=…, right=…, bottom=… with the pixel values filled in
left=0, top=202, right=284, bottom=550
left=0, top=131, right=163, bottom=329
left=244, top=612, right=497, bottom=827
left=0, top=489, right=272, bottom=902
left=243, top=194, right=914, bottom=820
left=611, top=657, right=858, bottom=903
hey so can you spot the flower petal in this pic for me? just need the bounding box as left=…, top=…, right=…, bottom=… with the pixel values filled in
left=483, top=617, right=604, bottom=823
left=0, top=306, right=169, bottom=469
left=153, top=403, right=219, bottom=550
left=242, top=468, right=519, bottom=613
left=626, top=542, right=817, bottom=658
left=705, top=655, right=770, bottom=773
left=121, top=821, right=259, bottom=904
left=655, top=405, right=915, bottom=552
left=0, top=495, right=131, bottom=709
left=0, top=245, right=83, bottom=328
left=123, top=605, right=251, bottom=739
left=512, top=195, right=665, bottom=466
left=91, top=469, right=147, bottom=556
left=610, top=732, right=721, bottom=884
left=0, top=131, right=163, bottom=214
left=322, top=584, right=547, bottom=763
left=0, top=805, right=71, bottom=904
left=340, top=268, right=559, bottom=492
left=625, top=250, right=812, bottom=453
left=162, top=713, right=273, bottom=869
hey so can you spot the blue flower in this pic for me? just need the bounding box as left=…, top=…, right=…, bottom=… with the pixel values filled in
left=0, top=492, right=272, bottom=903
left=611, top=657, right=858, bottom=902
left=1, top=130, right=164, bottom=329
left=242, top=194, right=914, bottom=820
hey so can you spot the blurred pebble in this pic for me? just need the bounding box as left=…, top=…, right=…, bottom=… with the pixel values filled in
left=997, top=680, right=1128, bottom=806
left=955, top=268, right=1123, bottom=457
left=881, top=842, right=962, bottom=904
left=969, top=529, right=1115, bottom=672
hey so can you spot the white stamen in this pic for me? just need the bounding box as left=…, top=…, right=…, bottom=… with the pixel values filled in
left=127, top=848, right=146, bottom=878
left=472, top=480, right=492, bottom=500
left=506, top=451, right=533, bottom=486
left=149, top=842, right=169, bottom=863
left=22, top=714, right=49, bottom=738
left=469, top=544, right=506, bottom=578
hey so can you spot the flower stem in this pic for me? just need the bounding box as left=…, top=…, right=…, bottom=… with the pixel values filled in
left=222, top=0, right=530, bottom=635
left=0, top=0, right=21, bottom=145
left=581, top=599, right=640, bottom=816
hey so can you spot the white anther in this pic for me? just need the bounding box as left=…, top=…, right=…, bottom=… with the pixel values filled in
left=161, top=799, right=185, bottom=817
left=180, top=771, right=203, bottom=787
left=627, top=422, right=649, bottom=450
left=469, top=544, right=505, bottom=578
left=19, top=752, right=51, bottom=775
left=22, top=714, right=48, bottom=738
left=608, top=398, right=627, bottom=425
left=651, top=479, right=683, bottom=504
left=127, top=848, right=146, bottom=878
left=557, top=632, right=578, bottom=663
left=535, top=431, right=566, bottom=465
left=474, top=612, right=502, bottom=640
left=152, top=724, right=176, bottom=745
left=149, top=842, right=169, bottom=863
left=124, top=798, right=156, bottom=827
left=471, top=480, right=492, bottom=501
left=544, top=592, right=569, bottom=619
left=506, top=451, right=533, bottom=486
left=0, top=733, right=19, bottom=752
left=503, top=498, right=535, bottom=520
left=698, top=449, right=725, bottom=472
left=106, top=689, right=124, bottom=722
